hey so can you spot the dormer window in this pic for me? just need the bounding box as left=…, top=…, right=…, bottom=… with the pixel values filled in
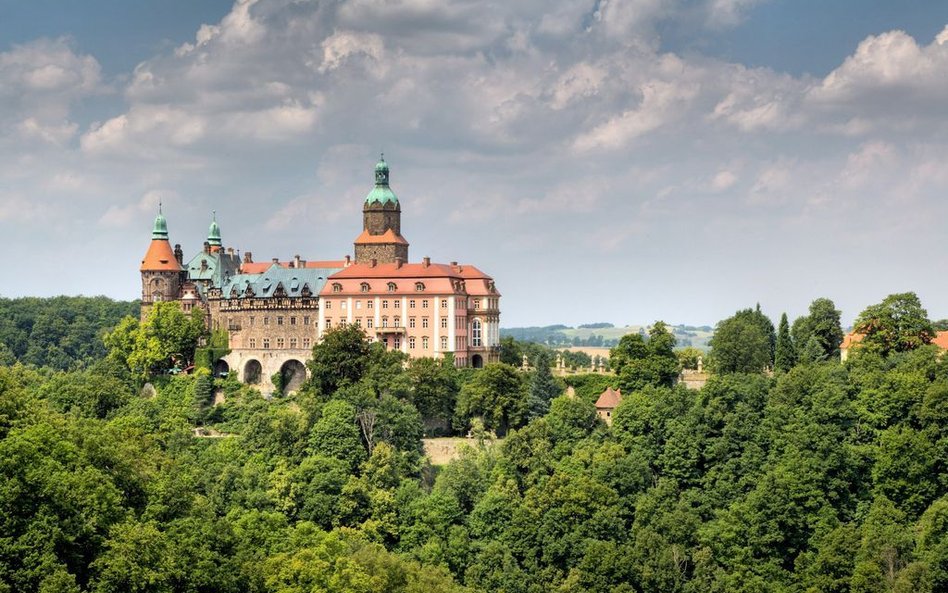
left=387, top=282, right=397, bottom=292
left=332, top=282, right=342, bottom=293
left=360, top=282, right=370, bottom=293
left=415, top=282, right=425, bottom=292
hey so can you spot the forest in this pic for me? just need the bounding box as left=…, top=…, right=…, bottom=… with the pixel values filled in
left=2, top=293, right=948, bottom=592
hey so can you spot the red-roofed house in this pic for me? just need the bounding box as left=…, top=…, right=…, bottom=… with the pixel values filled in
left=595, top=387, right=622, bottom=425
left=840, top=330, right=948, bottom=361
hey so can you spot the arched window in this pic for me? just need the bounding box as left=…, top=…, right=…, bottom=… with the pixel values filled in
left=332, top=282, right=342, bottom=293
left=387, top=282, right=397, bottom=292
left=415, top=282, right=425, bottom=292
left=471, top=319, right=482, bottom=347
left=360, top=282, right=370, bottom=293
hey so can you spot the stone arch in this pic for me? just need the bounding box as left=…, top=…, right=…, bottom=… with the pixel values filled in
left=471, top=354, right=484, bottom=369
left=213, top=359, right=230, bottom=377
left=279, top=359, right=307, bottom=394
left=243, top=359, right=263, bottom=384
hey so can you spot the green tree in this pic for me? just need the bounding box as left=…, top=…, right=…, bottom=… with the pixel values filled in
left=104, top=303, right=206, bottom=380
left=791, top=297, right=845, bottom=361
left=853, top=292, right=935, bottom=357
left=526, top=351, right=561, bottom=420
left=454, top=363, right=525, bottom=436
left=774, top=312, right=795, bottom=373
left=612, top=321, right=678, bottom=392
left=306, top=324, right=371, bottom=396
left=709, top=305, right=775, bottom=374
left=309, top=400, right=366, bottom=470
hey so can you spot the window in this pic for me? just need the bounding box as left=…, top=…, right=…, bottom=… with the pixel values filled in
left=341, top=300, right=347, bottom=310
left=360, top=282, right=370, bottom=293
left=422, top=336, right=429, bottom=349
left=249, top=338, right=256, bottom=348
left=441, top=299, right=448, bottom=308
left=394, top=300, right=400, bottom=309
left=394, top=337, right=401, bottom=349
left=332, top=283, right=342, bottom=293
left=264, top=316, right=270, bottom=326
left=387, top=282, right=397, bottom=292
left=303, top=338, right=311, bottom=348
left=277, top=316, right=284, bottom=326
left=356, top=300, right=362, bottom=309
left=367, top=300, right=374, bottom=309
left=415, top=282, right=425, bottom=292
left=355, top=318, right=362, bottom=327
left=290, top=338, right=297, bottom=349
left=422, top=300, right=429, bottom=309
left=263, top=338, right=270, bottom=349
left=422, top=317, right=429, bottom=329
left=409, top=337, right=416, bottom=349
left=325, top=319, right=332, bottom=329
left=325, top=301, right=331, bottom=309
left=409, top=317, right=416, bottom=328
left=441, top=317, right=448, bottom=329
left=382, top=317, right=388, bottom=328
left=304, top=316, right=310, bottom=325
left=277, top=337, right=285, bottom=349
left=249, top=316, right=255, bottom=326
left=394, top=318, right=400, bottom=327
left=473, top=300, right=479, bottom=310
left=367, top=319, right=374, bottom=329
left=441, top=336, right=448, bottom=350
left=472, top=319, right=482, bottom=347
left=290, top=316, right=297, bottom=325
left=409, top=299, right=415, bottom=309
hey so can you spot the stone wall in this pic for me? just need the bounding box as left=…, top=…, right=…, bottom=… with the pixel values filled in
left=354, top=242, right=408, bottom=264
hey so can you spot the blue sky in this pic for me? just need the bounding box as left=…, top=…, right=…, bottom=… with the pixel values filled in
left=2, top=0, right=948, bottom=328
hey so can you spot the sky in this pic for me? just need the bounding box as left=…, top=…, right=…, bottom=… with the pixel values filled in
left=2, top=0, right=948, bottom=328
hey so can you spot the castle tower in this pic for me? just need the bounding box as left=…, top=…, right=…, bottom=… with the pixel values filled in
left=207, top=211, right=222, bottom=253
left=140, top=205, right=184, bottom=316
left=354, top=155, right=409, bottom=264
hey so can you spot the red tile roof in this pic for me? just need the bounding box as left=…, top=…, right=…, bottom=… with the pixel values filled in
left=330, top=261, right=490, bottom=279
left=239, top=260, right=348, bottom=274
left=141, top=240, right=183, bottom=272
left=353, top=229, right=409, bottom=245
left=933, top=331, right=948, bottom=350
left=595, top=387, right=622, bottom=409
left=841, top=330, right=948, bottom=350
left=840, top=332, right=864, bottom=350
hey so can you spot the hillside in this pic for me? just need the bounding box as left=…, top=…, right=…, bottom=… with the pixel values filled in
left=502, top=323, right=714, bottom=350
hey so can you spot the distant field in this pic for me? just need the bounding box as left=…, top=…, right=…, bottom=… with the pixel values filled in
left=502, top=323, right=714, bottom=350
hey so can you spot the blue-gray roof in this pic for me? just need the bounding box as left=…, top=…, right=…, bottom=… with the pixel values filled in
left=186, top=250, right=241, bottom=287
left=219, top=263, right=342, bottom=299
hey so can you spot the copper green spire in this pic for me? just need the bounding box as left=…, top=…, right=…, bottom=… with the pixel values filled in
left=152, top=203, right=169, bottom=240
left=208, top=210, right=222, bottom=247
left=365, top=154, right=398, bottom=205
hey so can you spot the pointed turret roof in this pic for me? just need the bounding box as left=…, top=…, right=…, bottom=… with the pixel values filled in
left=141, top=205, right=184, bottom=272
left=208, top=211, right=222, bottom=247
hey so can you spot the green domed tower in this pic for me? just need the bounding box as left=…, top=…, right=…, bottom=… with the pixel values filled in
left=354, top=155, right=409, bottom=264
left=208, top=211, right=222, bottom=251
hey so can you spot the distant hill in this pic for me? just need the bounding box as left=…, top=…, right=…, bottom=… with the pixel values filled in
left=501, top=324, right=714, bottom=350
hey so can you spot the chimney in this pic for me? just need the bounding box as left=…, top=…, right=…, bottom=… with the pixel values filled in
left=204, top=241, right=210, bottom=254
left=422, top=256, right=430, bottom=268
left=227, top=247, right=234, bottom=255
left=395, top=257, right=403, bottom=269
left=243, top=251, right=253, bottom=264
left=345, top=255, right=351, bottom=265
left=174, top=244, right=184, bottom=264
left=450, top=261, right=457, bottom=267
left=370, top=258, right=377, bottom=268
left=272, top=257, right=279, bottom=264
left=293, top=254, right=302, bottom=268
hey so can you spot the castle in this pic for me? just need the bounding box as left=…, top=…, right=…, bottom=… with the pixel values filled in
left=140, top=157, right=501, bottom=392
